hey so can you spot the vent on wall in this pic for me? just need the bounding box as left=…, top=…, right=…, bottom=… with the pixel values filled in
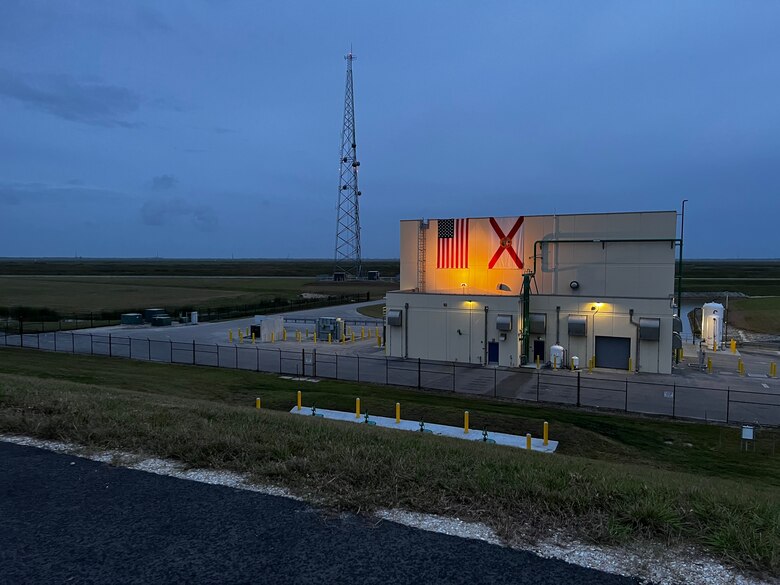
left=529, top=313, right=547, bottom=334
left=496, top=314, right=513, bottom=331
left=639, top=317, right=660, bottom=341
left=386, top=309, right=403, bottom=327
left=568, top=315, right=587, bottom=337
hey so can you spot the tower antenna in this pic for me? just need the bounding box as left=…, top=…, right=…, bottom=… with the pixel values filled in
left=333, top=50, right=362, bottom=279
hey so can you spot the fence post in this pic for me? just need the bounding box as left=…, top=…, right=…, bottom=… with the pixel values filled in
left=536, top=371, right=540, bottom=401
left=278, top=348, right=282, bottom=373
left=313, top=348, right=317, bottom=378
left=726, top=387, right=730, bottom=423
left=301, top=348, right=305, bottom=376
left=452, top=363, right=455, bottom=392
left=72, top=332, right=75, bottom=354
left=494, top=367, right=497, bottom=398
left=90, top=334, right=93, bottom=355
left=129, top=337, right=132, bottom=360
left=109, top=334, right=112, bottom=357
left=357, top=354, right=360, bottom=382
left=216, top=344, right=220, bottom=368
left=192, top=340, right=195, bottom=364
left=256, top=346, right=260, bottom=372
left=170, top=340, right=173, bottom=363
left=235, top=346, right=238, bottom=369
left=36, top=333, right=40, bottom=349
left=417, top=358, right=421, bottom=389
left=576, top=371, right=581, bottom=407
left=54, top=332, right=57, bottom=352
left=672, top=383, right=676, bottom=418
left=90, top=312, right=93, bottom=328
left=335, top=353, right=339, bottom=379
left=385, top=357, right=389, bottom=385
left=624, top=379, right=629, bottom=412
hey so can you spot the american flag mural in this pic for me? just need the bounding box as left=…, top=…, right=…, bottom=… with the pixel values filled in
left=437, top=218, right=469, bottom=269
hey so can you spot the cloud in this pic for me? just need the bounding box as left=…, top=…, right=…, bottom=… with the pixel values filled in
left=141, top=198, right=218, bottom=232
left=150, top=174, right=178, bottom=190
left=0, top=69, right=141, bottom=127
left=0, top=180, right=124, bottom=205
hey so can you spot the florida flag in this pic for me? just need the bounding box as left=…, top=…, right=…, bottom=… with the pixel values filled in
left=488, top=216, right=524, bottom=269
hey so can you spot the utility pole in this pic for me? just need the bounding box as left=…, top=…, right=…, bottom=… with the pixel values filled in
left=333, top=50, right=362, bottom=279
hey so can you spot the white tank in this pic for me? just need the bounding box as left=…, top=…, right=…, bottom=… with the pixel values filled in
left=571, top=356, right=580, bottom=370
left=549, top=344, right=566, bottom=368
left=190, top=311, right=198, bottom=325
left=701, top=302, right=724, bottom=349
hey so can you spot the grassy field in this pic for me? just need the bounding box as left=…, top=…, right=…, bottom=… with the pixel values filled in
left=0, top=258, right=401, bottom=277
left=357, top=303, right=385, bottom=319
left=682, top=260, right=780, bottom=296
left=0, top=276, right=397, bottom=316
left=0, top=348, right=778, bottom=574
left=729, top=297, right=780, bottom=334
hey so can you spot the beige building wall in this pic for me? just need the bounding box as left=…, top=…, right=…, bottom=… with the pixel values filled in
left=386, top=211, right=677, bottom=374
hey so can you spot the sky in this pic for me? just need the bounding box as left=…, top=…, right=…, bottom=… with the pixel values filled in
left=0, top=1, right=778, bottom=259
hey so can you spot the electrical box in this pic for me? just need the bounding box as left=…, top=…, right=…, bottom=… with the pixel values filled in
left=316, top=317, right=345, bottom=341
left=568, top=315, right=587, bottom=337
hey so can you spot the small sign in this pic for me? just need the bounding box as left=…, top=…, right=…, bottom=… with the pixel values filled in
left=741, top=426, right=754, bottom=441
left=663, top=391, right=674, bottom=399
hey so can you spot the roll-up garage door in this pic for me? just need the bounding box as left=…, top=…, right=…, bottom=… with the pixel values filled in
left=595, top=336, right=631, bottom=370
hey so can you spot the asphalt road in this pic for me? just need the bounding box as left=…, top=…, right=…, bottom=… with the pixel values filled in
left=0, top=442, right=640, bottom=585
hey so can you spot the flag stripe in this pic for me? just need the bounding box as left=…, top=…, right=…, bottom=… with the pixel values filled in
left=437, top=218, right=469, bottom=269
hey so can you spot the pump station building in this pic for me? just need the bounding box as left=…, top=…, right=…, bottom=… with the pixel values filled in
left=385, top=211, right=679, bottom=374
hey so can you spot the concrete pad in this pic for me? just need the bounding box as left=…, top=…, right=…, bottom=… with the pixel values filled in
left=289, top=407, right=558, bottom=453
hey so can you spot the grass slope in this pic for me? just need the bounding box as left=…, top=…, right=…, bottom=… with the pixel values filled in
left=0, top=348, right=778, bottom=574
left=729, top=297, right=780, bottom=334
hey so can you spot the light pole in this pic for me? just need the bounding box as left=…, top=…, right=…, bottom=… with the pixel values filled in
left=676, top=199, right=688, bottom=317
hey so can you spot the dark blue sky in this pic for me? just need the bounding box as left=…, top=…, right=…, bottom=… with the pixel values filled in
left=1, top=1, right=778, bottom=259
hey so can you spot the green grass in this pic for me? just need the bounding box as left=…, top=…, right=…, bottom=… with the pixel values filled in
left=357, top=303, right=385, bottom=319
left=729, top=297, right=780, bottom=334
left=0, top=348, right=778, bottom=575
left=682, top=260, right=780, bottom=296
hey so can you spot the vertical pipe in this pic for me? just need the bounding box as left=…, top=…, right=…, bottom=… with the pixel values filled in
left=526, top=433, right=532, bottom=450
left=543, top=422, right=549, bottom=446
left=355, top=397, right=360, bottom=418
left=464, top=411, right=469, bottom=434
left=255, top=397, right=261, bottom=409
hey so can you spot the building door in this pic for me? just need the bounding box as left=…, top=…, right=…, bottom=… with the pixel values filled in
left=487, top=342, right=499, bottom=364
left=533, top=339, right=545, bottom=362
left=595, top=336, right=631, bottom=370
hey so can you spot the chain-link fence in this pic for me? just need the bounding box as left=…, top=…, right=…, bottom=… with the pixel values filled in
left=3, top=330, right=778, bottom=426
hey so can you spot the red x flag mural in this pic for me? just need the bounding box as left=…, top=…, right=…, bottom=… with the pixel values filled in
left=437, top=218, right=469, bottom=269
left=488, top=216, right=524, bottom=269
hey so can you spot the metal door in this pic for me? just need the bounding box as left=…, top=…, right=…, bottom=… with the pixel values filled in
left=533, top=339, right=545, bottom=362
left=487, top=341, right=499, bottom=364
left=595, top=336, right=631, bottom=370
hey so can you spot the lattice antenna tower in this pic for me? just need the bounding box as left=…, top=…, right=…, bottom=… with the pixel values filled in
left=333, top=50, right=362, bottom=279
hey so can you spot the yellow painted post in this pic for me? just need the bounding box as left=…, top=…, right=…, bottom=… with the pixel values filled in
left=252, top=332, right=256, bottom=344
left=271, top=332, right=275, bottom=344
left=229, top=329, right=233, bottom=343
left=569, top=357, right=574, bottom=370
left=588, top=357, right=593, bottom=373
left=328, top=333, right=332, bottom=344
left=553, top=356, right=558, bottom=370
left=707, top=357, right=712, bottom=373
left=355, top=397, right=361, bottom=418
left=255, top=397, right=261, bottom=409
left=313, top=331, right=317, bottom=344
left=351, top=332, right=355, bottom=343
left=464, top=411, right=469, bottom=434
left=238, top=330, right=243, bottom=344
left=770, top=362, right=776, bottom=377
left=628, top=357, right=633, bottom=372
left=305, top=328, right=308, bottom=338
left=376, top=327, right=380, bottom=338
left=713, top=340, right=717, bottom=352
left=535, top=355, right=540, bottom=369
left=680, top=347, right=684, bottom=359
left=377, top=335, right=382, bottom=347
left=246, top=326, right=249, bottom=336
left=738, top=358, right=744, bottom=375
left=730, top=339, right=737, bottom=353
left=283, top=329, right=287, bottom=342
left=526, top=433, right=532, bottom=450
left=395, top=402, right=400, bottom=424
left=543, top=421, right=549, bottom=446
left=297, top=390, right=301, bottom=411
left=361, top=326, right=365, bottom=339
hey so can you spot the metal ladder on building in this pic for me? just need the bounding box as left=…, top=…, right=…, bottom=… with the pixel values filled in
left=417, top=220, right=428, bottom=292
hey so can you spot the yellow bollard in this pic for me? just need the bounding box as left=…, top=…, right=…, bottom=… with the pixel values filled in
left=713, top=340, right=717, bottom=352
left=680, top=347, right=684, bottom=360
left=553, top=356, right=558, bottom=370
left=535, top=355, right=540, bottom=369
left=464, top=411, right=469, bottom=434
left=730, top=339, right=737, bottom=354
left=355, top=397, right=361, bottom=419
left=252, top=332, right=256, bottom=344
left=707, top=357, right=713, bottom=373
left=238, top=330, right=243, bottom=344
left=229, top=329, right=233, bottom=343
left=314, top=331, right=317, bottom=344
left=377, top=335, right=381, bottom=347
left=738, top=358, right=744, bottom=375
left=376, top=327, right=380, bottom=338
left=770, top=362, right=777, bottom=377
left=543, top=421, right=549, bottom=446
left=351, top=332, right=355, bottom=343
left=271, top=331, right=275, bottom=344
left=628, top=357, right=632, bottom=372
left=395, top=402, right=400, bottom=424
left=255, top=397, right=261, bottom=409
left=246, top=327, right=249, bottom=336
left=526, top=433, right=532, bottom=450
left=283, top=329, right=287, bottom=342
left=328, top=333, right=332, bottom=344
left=305, top=328, right=309, bottom=338
left=570, top=357, right=574, bottom=370
left=297, top=390, right=301, bottom=411
left=361, top=327, right=365, bottom=339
